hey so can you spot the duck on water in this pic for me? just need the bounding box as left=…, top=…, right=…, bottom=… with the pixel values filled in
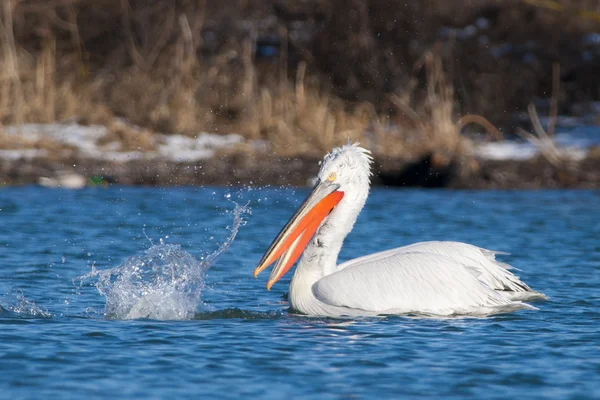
left=254, top=143, right=546, bottom=317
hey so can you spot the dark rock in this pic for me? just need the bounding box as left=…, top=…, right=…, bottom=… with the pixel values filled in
left=378, top=153, right=457, bottom=188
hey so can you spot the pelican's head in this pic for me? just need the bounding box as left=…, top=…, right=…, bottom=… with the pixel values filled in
left=317, top=142, right=373, bottom=196
left=254, top=143, right=373, bottom=289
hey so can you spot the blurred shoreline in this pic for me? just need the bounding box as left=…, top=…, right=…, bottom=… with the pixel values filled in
left=1, top=122, right=599, bottom=189
left=2, top=150, right=599, bottom=189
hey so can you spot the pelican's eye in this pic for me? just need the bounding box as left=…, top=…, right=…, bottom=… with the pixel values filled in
left=327, top=172, right=337, bottom=182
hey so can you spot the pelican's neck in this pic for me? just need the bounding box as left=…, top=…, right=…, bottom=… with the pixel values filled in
left=291, top=183, right=370, bottom=290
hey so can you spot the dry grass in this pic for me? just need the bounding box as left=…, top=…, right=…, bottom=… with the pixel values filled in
left=247, top=48, right=473, bottom=161
left=0, top=1, right=109, bottom=128
left=412, top=50, right=464, bottom=156
left=517, top=104, right=565, bottom=167
left=0, top=27, right=469, bottom=162
left=97, top=121, right=158, bottom=152
left=1, top=0, right=574, bottom=164
left=515, top=64, right=572, bottom=167
left=387, top=50, right=471, bottom=161
left=0, top=0, right=471, bottom=162
left=249, top=63, right=372, bottom=156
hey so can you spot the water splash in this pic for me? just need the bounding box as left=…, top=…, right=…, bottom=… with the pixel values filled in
left=0, top=290, right=52, bottom=318
left=78, top=202, right=250, bottom=320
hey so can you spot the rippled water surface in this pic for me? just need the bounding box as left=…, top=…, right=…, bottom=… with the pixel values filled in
left=1, top=186, right=599, bottom=399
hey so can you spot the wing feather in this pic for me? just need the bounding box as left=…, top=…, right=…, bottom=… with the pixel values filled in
left=314, top=247, right=542, bottom=316
left=336, top=241, right=546, bottom=301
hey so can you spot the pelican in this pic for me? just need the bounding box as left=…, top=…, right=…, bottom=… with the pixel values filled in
left=254, top=143, right=546, bottom=317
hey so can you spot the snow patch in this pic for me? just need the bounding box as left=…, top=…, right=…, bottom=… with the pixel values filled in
left=2, top=123, right=244, bottom=162
left=159, top=133, right=243, bottom=162
left=0, top=149, right=49, bottom=160
left=476, top=141, right=538, bottom=161
left=475, top=131, right=593, bottom=161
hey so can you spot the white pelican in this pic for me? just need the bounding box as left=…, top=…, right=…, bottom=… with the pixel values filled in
left=254, top=143, right=546, bottom=317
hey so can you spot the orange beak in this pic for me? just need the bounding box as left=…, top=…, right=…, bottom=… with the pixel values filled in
left=254, top=181, right=344, bottom=289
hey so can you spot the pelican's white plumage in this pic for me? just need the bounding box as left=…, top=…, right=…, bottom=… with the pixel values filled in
left=255, top=143, right=546, bottom=317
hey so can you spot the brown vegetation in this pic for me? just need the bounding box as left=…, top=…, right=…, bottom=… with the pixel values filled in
left=0, top=0, right=599, bottom=164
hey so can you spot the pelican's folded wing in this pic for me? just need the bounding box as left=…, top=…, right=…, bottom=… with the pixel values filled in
left=313, top=251, right=533, bottom=316
left=336, top=241, right=546, bottom=302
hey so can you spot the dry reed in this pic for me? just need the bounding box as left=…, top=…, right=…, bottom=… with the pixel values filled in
left=516, top=64, right=567, bottom=167
left=1, top=1, right=586, bottom=165
left=249, top=63, right=372, bottom=156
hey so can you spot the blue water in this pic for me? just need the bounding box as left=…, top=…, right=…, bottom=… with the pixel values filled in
left=1, top=186, right=599, bottom=399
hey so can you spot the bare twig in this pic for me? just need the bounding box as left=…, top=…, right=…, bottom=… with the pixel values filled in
left=457, top=114, right=505, bottom=141
left=516, top=103, right=563, bottom=167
